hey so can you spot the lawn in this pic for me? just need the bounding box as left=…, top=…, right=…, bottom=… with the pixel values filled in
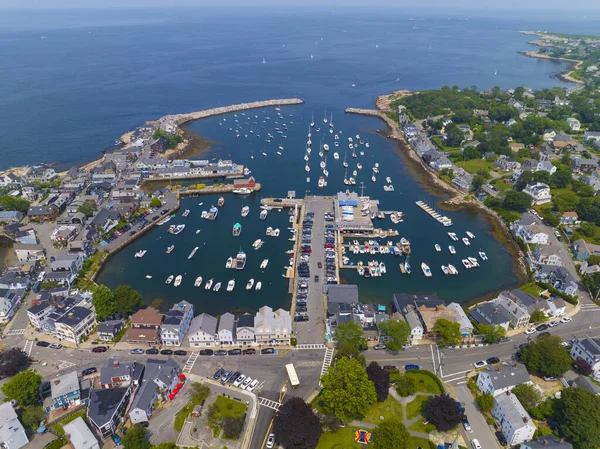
left=405, top=372, right=444, bottom=395
left=174, top=383, right=211, bottom=432
left=520, top=281, right=542, bottom=297
left=406, top=395, right=430, bottom=420
left=208, top=396, right=247, bottom=424
left=408, top=436, right=436, bottom=449
left=409, top=419, right=437, bottom=434
left=491, top=176, right=513, bottom=192
left=455, top=158, right=494, bottom=174
left=362, top=396, right=403, bottom=424
left=316, top=428, right=435, bottom=449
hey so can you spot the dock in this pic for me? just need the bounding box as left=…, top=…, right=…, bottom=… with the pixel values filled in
left=415, top=200, right=453, bottom=226
left=178, top=183, right=261, bottom=197
left=260, top=197, right=304, bottom=209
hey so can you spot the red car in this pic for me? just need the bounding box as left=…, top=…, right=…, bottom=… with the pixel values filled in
left=324, top=244, right=334, bottom=249
left=318, top=262, right=322, bottom=268
left=92, top=346, right=108, bottom=353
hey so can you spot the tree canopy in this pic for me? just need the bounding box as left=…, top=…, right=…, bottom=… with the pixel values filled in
left=77, top=200, right=97, bottom=217
left=113, top=285, right=142, bottom=316
left=366, top=362, right=390, bottom=402
left=503, top=190, right=533, bottom=212
left=92, top=285, right=116, bottom=320
left=21, top=406, right=45, bottom=430
left=150, top=197, right=162, bottom=208
left=477, top=324, right=507, bottom=344
left=422, top=394, right=463, bottom=431
left=372, top=419, right=410, bottom=449
left=555, top=387, right=600, bottom=449
left=395, top=374, right=417, bottom=397
left=122, top=424, right=151, bottom=449
left=433, top=319, right=462, bottom=346
left=0, top=195, right=30, bottom=214
left=0, top=348, right=29, bottom=377
left=320, top=357, right=377, bottom=421
left=273, top=397, right=322, bottom=449
left=333, top=321, right=367, bottom=362
left=1, top=371, right=42, bottom=406
left=476, top=393, right=495, bottom=413
left=529, top=310, right=547, bottom=323
left=378, top=320, right=411, bottom=351
left=511, top=383, right=543, bottom=412
left=520, top=335, right=572, bottom=377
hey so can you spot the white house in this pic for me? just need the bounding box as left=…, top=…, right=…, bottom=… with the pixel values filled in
left=570, top=337, right=600, bottom=373
left=160, top=301, right=194, bottom=346
left=235, top=313, right=255, bottom=345
left=63, top=417, right=99, bottom=449
left=476, top=363, right=531, bottom=396
left=217, top=312, right=235, bottom=345
left=513, top=220, right=549, bottom=245
left=522, top=183, right=552, bottom=205
left=187, top=313, right=218, bottom=347
left=0, top=290, right=24, bottom=324
left=0, top=402, right=28, bottom=449
left=532, top=246, right=562, bottom=267
left=13, top=243, right=46, bottom=262
left=566, top=118, right=581, bottom=131
left=54, top=306, right=97, bottom=345
left=254, top=306, right=291, bottom=345
left=492, top=392, right=536, bottom=446
left=27, top=301, right=54, bottom=329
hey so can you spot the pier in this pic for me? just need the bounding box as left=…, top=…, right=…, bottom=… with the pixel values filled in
left=260, top=197, right=304, bottom=208
left=178, top=183, right=261, bottom=197
left=415, top=200, right=453, bottom=226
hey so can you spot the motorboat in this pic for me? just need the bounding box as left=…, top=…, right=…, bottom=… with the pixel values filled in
left=405, top=262, right=412, bottom=274
left=233, top=188, right=252, bottom=195
left=353, top=170, right=358, bottom=176
left=479, top=251, right=488, bottom=261
left=165, top=275, right=174, bottom=284
left=371, top=175, right=376, bottom=182
left=462, top=237, right=471, bottom=246
left=318, top=176, right=326, bottom=188
left=201, top=211, right=208, bottom=219
left=441, top=265, right=449, bottom=275
left=207, top=206, right=218, bottom=220
left=466, top=231, right=475, bottom=239
left=157, top=215, right=173, bottom=226
left=386, top=177, right=392, bottom=184
left=333, top=152, right=339, bottom=160
left=349, top=177, right=356, bottom=185
left=304, top=154, right=309, bottom=162
left=236, top=251, right=247, bottom=270
left=169, top=224, right=185, bottom=235
left=227, top=279, right=235, bottom=291
left=320, top=160, right=326, bottom=169
left=468, top=257, right=480, bottom=267
left=174, top=275, right=182, bottom=287
left=448, top=264, right=458, bottom=275
left=260, top=259, right=269, bottom=269
left=241, top=206, right=250, bottom=217
left=213, top=282, right=222, bottom=292
left=226, top=257, right=233, bottom=269
left=253, top=239, right=264, bottom=250
left=218, top=197, right=225, bottom=207
left=421, top=263, right=432, bottom=277
left=260, top=210, right=268, bottom=220
left=204, top=279, right=214, bottom=290
left=272, top=228, right=280, bottom=237
left=145, top=275, right=152, bottom=279
left=357, top=163, right=362, bottom=170
left=462, top=259, right=473, bottom=269
left=188, top=247, right=199, bottom=259
left=196, top=229, right=200, bottom=234
left=194, top=276, right=203, bottom=287
left=323, top=144, right=329, bottom=151
left=434, top=244, right=441, bottom=252
left=449, top=245, right=456, bottom=254
left=182, top=209, right=190, bottom=217
left=135, top=250, right=147, bottom=258
left=166, top=245, right=175, bottom=254
left=448, top=232, right=458, bottom=241
left=246, top=279, right=255, bottom=290
left=233, top=222, right=242, bottom=237
left=255, top=281, right=262, bottom=290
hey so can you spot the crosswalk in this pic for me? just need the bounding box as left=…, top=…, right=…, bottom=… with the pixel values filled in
left=23, top=340, right=33, bottom=357
left=7, top=329, right=25, bottom=336
left=58, top=360, right=76, bottom=369
left=295, top=344, right=327, bottom=350
left=580, top=304, right=600, bottom=311
left=320, top=347, right=334, bottom=379
left=183, top=352, right=199, bottom=373
left=258, top=397, right=282, bottom=411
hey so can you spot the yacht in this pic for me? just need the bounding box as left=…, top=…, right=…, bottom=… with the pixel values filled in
left=260, top=210, right=268, bottom=220
left=441, top=265, right=449, bottom=275
left=182, top=209, right=190, bottom=217
left=233, top=188, right=252, bottom=195
left=448, top=232, right=458, bottom=241
left=466, top=231, right=475, bottom=239
left=207, top=206, right=218, bottom=220
left=135, top=250, right=147, bottom=258
left=255, top=281, right=262, bottom=290
left=448, top=264, right=458, bottom=275
left=449, top=245, right=456, bottom=254
left=421, top=263, right=432, bottom=277
left=174, top=275, right=182, bottom=287
left=166, top=245, right=175, bottom=254
left=236, top=251, right=247, bottom=270
left=165, top=275, right=174, bottom=284
left=246, top=279, right=255, bottom=290
left=462, top=259, right=473, bottom=269
left=170, top=224, right=185, bottom=235
left=479, top=251, right=488, bottom=261
left=194, top=276, right=203, bottom=287
left=213, top=281, right=222, bottom=292
left=333, top=152, right=339, bottom=160
left=253, top=239, right=264, bottom=250
left=227, top=279, right=235, bottom=291
left=468, top=257, right=480, bottom=267
left=204, top=278, right=214, bottom=290
left=434, top=244, right=441, bottom=252
left=218, top=197, right=225, bottom=207
left=188, top=247, right=199, bottom=259
left=462, top=237, right=471, bottom=246
left=226, top=257, right=233, bottom=269
left=233, top=222, right=242, bottom=237
left=260, top=259, right=269, bottom=269
left=241, top=206, right=250, bottom=217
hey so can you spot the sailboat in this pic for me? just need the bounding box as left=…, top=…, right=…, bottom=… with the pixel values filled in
left=343, top=150, right=348, bottom=168
left=262, top=57, right=266, bottom=64
left=323, top=109, right=328, bottom=124
left=329, top=112, right=334, bottom=128
left=310, top=113, right=314, bottom=128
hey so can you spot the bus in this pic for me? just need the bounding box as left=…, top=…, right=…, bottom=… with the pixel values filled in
left=285, top=363, right=300, bottom=388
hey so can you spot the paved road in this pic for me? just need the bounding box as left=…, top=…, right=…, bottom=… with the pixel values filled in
left=453, top=384, right=498, bottom=449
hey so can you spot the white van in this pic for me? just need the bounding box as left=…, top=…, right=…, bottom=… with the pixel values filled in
left=471, top=439, right=482, bottom=449
left=248, top=379, right=260, bottom=392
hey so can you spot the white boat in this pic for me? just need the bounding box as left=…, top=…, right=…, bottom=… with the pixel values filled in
left=145, top=275, right=152, bottom=279
left=374, top=162, right=378, bottom=168
left=182, top=209, right=190, bottom=217
left=441, top=265, right=449, bottom=275
left=466, top=231, right=475, bottom=239
left=165, top=275, right=174, bottom=284
left=421, top=263, right=432, bottom=277
left=135, top=250, right=147, bottom=258
left=255, top=281, right=262, bottom=291
left=260, top=259, right=269, bottom=269
left=266, top=227, right=273, bottom=236
left=318, top=177, right=326, bottom=188
left=241, top=206, right=250, bottom=217
left=174, top=275, right=182, bottom=287
left=462, top=237, right=471, bottom=246
left=479, top=251, right=488, bottom=261
left=226, top=257, right=233, bottom=269
left=253, top=239, right=264, bottom=250
left=304, top=154, right=309, bottom=161
left=448, top=232, right=458, bottom=241
left=349, top=178, right=356, bottom=185
left=462, top=259, right=472, bottom=269
left=371, top=175, right=376, bottom=182
left=448, top=264, right=458, bottom=275
left=320, top=160, right=326, bottom=169
left=213, top=282, right=222, bottom=292
left=323, top=144, right=329, bottom=151
left=157, top=215, right=173, bottom=226
left=188, top=247, right=199, bottom=259
left=468, top=257, right=480, bottom=267
left=305, top=165, right=310, bottom=172
left=373, top=167, right=379, bottom=174
left=205, top=279, right=214, bottom=290
left=434, top=244, right=441, bottom=252
left=357, top=163, right=362, bottom=170
left=260, top=210, right=268, bottom=220
left=386, top=177, right=392, bottom=184
left=196, top=229, right=200, bottom=234
left=198, top=202, right=203, bottom=206
left=246, top=279, right=255, bottom=290
left=272, top=228, right=280, bottom=237
left=365, top=142, right=370, bottom=148
left=353, top=170, right=357, bottom=176
left=333, top=152, right=339, bottom=160
left=227, top=279, right=235, bottom=291
left=449, top=245, right=456, bottom=254
left=194, top=276, right=203, bottom=287
left=233, top=188, right=252, bottom=195
left=201, top=211, right=208, bottom=219
left=170, top=224, right=185, bottom=235
left=236, top=251, right=247, bottom=270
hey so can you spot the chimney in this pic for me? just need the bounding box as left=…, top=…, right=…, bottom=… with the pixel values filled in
left=523, top=417, right=528, bottom=424
left=68, top=312, right=74, bottom=318
left=497, top=368, right=501, bottom=372
left=506, top=390, right=511, bottom=396
left=543, top=440, right=548, bottom=446
left=113, top=360, right=119, bottom=368
left=513, top=363, right=517, bottom=368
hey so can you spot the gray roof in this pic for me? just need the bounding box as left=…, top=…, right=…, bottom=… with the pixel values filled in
left=393, top=292, right=443, bottom=312
left=188, top=312, right=218, bottom=336
left=100, top=359, right=144, bottom=386
left=56, top=307, right=93, bottom=327
left=328, top=284, right=359, bottom=304
left=237, top=312, right=254, bottom=329
left=97, top=320, right=122, bottom=335
left=572, top=375, right=600, bottom=395
left=87, top=387, right=129, bottom=428
left=130, top=358, right=179, bottom=414
left=524, top=439, right=573, bottom=449
left=579, top=337, right=600, bottom=356
left=0, top=402, right=28, bottom=449
left=470, top=302, right=512, bottom=326
left=481, top=363, right=530, bottom=390
left=218, top=312, right=235, bottom=333
left=494, top=392, right=532, bottom=430
left=51, top=371, right=80, bottom=400
left=63, top=417, right=98, bottom=449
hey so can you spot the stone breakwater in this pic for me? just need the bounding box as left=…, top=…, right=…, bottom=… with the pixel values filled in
left=165, top=98, right=305, bottom=125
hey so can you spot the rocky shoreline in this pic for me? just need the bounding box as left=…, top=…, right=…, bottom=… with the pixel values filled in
left=519, top=50, right=584, bottom=85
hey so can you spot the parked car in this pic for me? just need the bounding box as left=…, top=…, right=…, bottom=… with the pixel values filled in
left=200, top=349, right=214, bottom=356
left=228, top=349, right=242, bottom=356
left=536, top=324, right=549, bottom=332
left=248, top=379, right=260, bottom=392
left=213, top=368, right=224, bottom=380
left=241, top=377, right=253, bottom=390
left=92, top=346, right=108, bottom=353
left=214, top=350, right=228, bottom=356
left=111, top=434, right=122, bottom=446
left=314, top=275, right=319, bottom=282
left=538, top=332, right=551, bottom=338
left=486, top=357, right=500, bottom=365
left=130, top=348, right=145, bottom=354
left=525, top=327, right=537, bottom=335
left=49, top=343, right=62, bottom=349
left=243, top=348, right=256, bottom=355
left=266, top=433, right=276, bottom=449
left=146, top=348, right=159, bottom=355
left=560, top=316, right=572, bottom=324
left=373, top=344, right=387, bottom=350
left=496, top=337, right=511, bottom=343
left=318, top=262, right=322, bottom=268
left=228, top=372, right=241, bottom=384
left=463, top=417, right=472, bottom=432
left=261, top=348, right=275, bottom=354
left=471, top=439, right=481, bottom=449
left=36, top=341, right=50, bottom=347
left=160, top=349, right=173, bottom=355
left=549, top=320, right=559, bottom=327
left=82, top=367, right=97, bottom=376
left=174, top=350, right=187, bottom=356
left=473, top=360, right=487, bottom=369
left=383, top=365, right=397, bottom=371
left=233, top=374, right=246, bottom=388
left=405, top=364, right=420, bottom=371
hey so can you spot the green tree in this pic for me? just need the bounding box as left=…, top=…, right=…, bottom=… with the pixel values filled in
left=372, top=419, right=410, bottom=449
left=21, top=405, right=45, bottom=430
left=521, top=335, right=572, bottom=377
left=588, top=254, right=600, bottom=266
left=366, top=362, right=390, bottom=402
left=555, top=387, right=600, bottom=449
left=476, top=393, right=495, bottom=413
left=0, top=195, right=30, bottom=214
left=273, top=397, right=321, bottom=449
left=542, top=210, right=560, bottom=227
left=529, top=310, right=547, bottom=323
left=395, top=374, right=417, bottom=397
left=92, top=285, right=116, bottom=320
left=150, top=198, right=162, bottom=208
left=320, top=357, right=377, bottom=421
left=190, top=383, right=210, bottom=403
left=550, top=168, right=572, bottom=188
left=378, top=321, right=411, bottom=351
left=122, top=424, right=151, bottom=449
left=151, top=443, right=178, bottom=449
left=579, top=221, right=597, bottom=237
left=511, top=383, right=543, bottom=412
left=1, top=371, right=42, bottom=406
left=472, top=174, right=485, bottom=191
left=423, top=394, right=463, bottom=431
left=222, top=416, right=244, bottom=439
left=478, top=323, right=507, bottom=344
left=77, top=200, right=97, bottom=217
left=578, top=185, right=596, bottom=198
left=514, top=170, right=534, bottom=191
left=445, top=122, right=465, bottom=147
left=503, top=190, right=533, bottom=212
left=433, top=319, right=462, bottom=346
left=463, top=146, right=481, bottom=161
left=489, top=104, right=518, bottom=122
left=333, top=321, right=367, bottom=362
left=113, top=285, right=142, bottom=316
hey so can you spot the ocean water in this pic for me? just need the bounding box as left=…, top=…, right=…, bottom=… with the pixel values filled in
left=5, top=7, right=600, bottom=313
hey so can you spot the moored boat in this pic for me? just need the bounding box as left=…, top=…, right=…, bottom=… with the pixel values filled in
left=246, top=279, right=255, bottom=290
left=213, top=281, right=222, bottom=292
left=462, top=259, right=472, bottom=269
left=182, top=209, right=190, bottom=217
left=226, top=257, right=233, bottom=269
left=421, top=263, right=432, bottom=277
left=227, top=279, right=235, bottom=291
left=166, top=245, right=175, bottom=254
left=135, top=250, right=147, bottom=258
left=448, top=264, right=458, bottom=275
left=236, top=251, right=247, bottom=270
left=233, top=188, right=252, bottom=195
left=194, top=276, right=203, bottom=287
left=479, top=251, right=488, bottom=261
left=188, top=247, right=199, bottom=259
left=260, top=259, right=269, bottom=269
left=204, top=278, right=214, bottom=290
left=448, top=232, right=458, bottom=241
left=466, top=231, right=475, bottom=239
left=218, top=197, right=225, bottom=207
left=441, top=265, right=449, bottom=275
left=165, top=275, right=174, bottom=284
left=260, top=210, right=268, bottom=220
left=449, top=245, right=456, bottom=254
left=255, top=281, right=262, bottom=290
left=241, top=206, right=250, bottom=217
left=434, top=244, right=441, bottom=252
left=253, top=239, right=264, bottom=250
left=233, top=222, right=242, bottom=237
left=462, top=237, right=471, bottom=246
left=174, top=275, right=182, bottom=287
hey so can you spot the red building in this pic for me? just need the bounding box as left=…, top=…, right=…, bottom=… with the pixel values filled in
left=233, top=177, right=256, bottom=189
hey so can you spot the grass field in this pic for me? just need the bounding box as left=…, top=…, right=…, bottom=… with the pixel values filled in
left=405, top=372, right=444, bottom=395
left=520, top=281, right=542, bottom=297
left=362, top=396, right=404, bottom=424
left=316, top=428, right=435, bottom=449
left=491, top=176, right=514, bottom=192
left=455, top=158, right=494, bottom=174
left=409, top=419, right=437, bottom=434
left=406, top=395, right=430, bottom=420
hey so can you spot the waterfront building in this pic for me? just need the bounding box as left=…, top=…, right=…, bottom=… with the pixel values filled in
left=0, top=402, right=28, bottom=449
left=477, top=363, right=531, bottom=396
left=0, top=173, right=23, bottom=189
left=492, top=392, right=536, bottom=446
left=445, top=302, right=474, bottom=336
left=536, top=266, right=578, bottom=296
left=0, top=272, right=30, bottom=290
left=254, top=306, right=291, bottom=345
left=187, top=313, right=218, bottom=347
left=531, top=245, right=563, bottom=267
left=469, top=302, right=511, bottom=330
left=25, top=166, right=57, bottom=183
left=161, top=301, right=194, bottom=346
left=334, top=191, right=375, bottom=232
left=97, top=320, right=124, bottom=341
left=235, top=313, right=255, bottom=345
left=513, top=217, right=549, bottom=245
left=64, top=417, right=100, bottom=449
left=217, top=312, right=236, bottom=345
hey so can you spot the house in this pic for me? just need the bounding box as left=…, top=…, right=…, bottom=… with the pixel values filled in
left=130, top=309, right=164, bottom=329
left=233, top=177, right=257, bottom=189
left=506, top=118, right=518, bottom=127
left=452, top=174, right=472, bottom=192
left=47, top=371, right=81, bottom=411
left=495, top=156, right=521, bottom=172
left=254, top=305, right=292, bottom=345
left=513, top=218, right=549, bottom=245
left=161, top=301, right=194, bottom=346
left=236, top=313, right=255, bottom=345
left=25, top=166, right=57, bottom=182
left=97, top=320, right=124, bottom=341
left=327, top=284, right=359, bottom=316
left=51, top=225, right=79, bottom=244
left=90, top=209, right=120, bottom=233
left=469, top=302, right=511, bottom=330
left=570, top=337, right=600, bottom=372
left=532, top=245, right=562, bottom=267
left=124, top=327, right=160, bottom=345
left=572, top=238, right=600, bottom=261
left=543, top=129, right=559, bottom=142
left=217, top=312, right=236, bottom=345
left=14, top=229, right=36, bottom=245
left=55, top=306, right=97, bottom=344
left=0, top=272, right=30, bottom=290
left=547, top=267, right=578, bottom=296
left=87, top=387, right=132, bottom=439
left=100, top=359, right=144, bottom=389
left=493, top=291, right=531, bottom=328
left=0, top=289, right=25, bottom=324
left=445, top=302, right=474, bottom=335
left=554, top=96, right=571, bottom=107
left=0, top=173, right=23, bottom=189
left=492, top=392, right=536, bottom=446
left=566, top=117, right=581, bottom=131
left=393, top=293, right=444, bottom=342
left=63, top=417, right=100, bottom=449
left=0, top=211, right=23, bottom=224
left=27, top=301, right=54, bottom=329
left=21, top=185, right=40, bottom=202
left=187, top=313, right=218, bottom=347
left=584, top=131, right=600, bottom=143
left=476, top=363, right=531, bottom=396
left=522, top=439, right=573, bottom=449
left=51, top=253, right=85, bottom=275
left=0, top=402, right=28, bottom=449
left=27, top=205, right=59, bottom=222
left=560, top=211, right=579, bottom=225
left=572, top=158, right=597, bottom=173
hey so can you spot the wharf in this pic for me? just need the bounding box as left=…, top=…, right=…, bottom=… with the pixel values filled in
left=415, top=200, right=453, bottom=226
left=144, top=170, right=245, bottom=184
left=179, top=183, right=261, bottom=197
left=260, top=197, right=304, bottom=208
left=339, top=229, right=400, bottom=239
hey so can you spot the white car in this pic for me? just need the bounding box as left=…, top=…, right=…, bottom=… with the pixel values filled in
left=473, top=360, right=487, bottom=369
left=130, top=348, right=144, bottom=354
left=560, top=316, right=572, bottom=324
left=266, top=434, right=275, bottom=449
left=49, top=343, right=62, bottom=349
left=549, top=321, right=559, bottom=327
left=248, top=379, right=260, bottom=392
left=525, top=327, right=537, bottom=335
left=471, top=439, right=482, bottom=449
left=233, top=374, right=246, bottom=388
left=241, top=377, right=253, bottom=390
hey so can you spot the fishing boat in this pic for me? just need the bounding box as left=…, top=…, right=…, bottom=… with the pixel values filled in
left=241, top=206, right=250, bottom=217
left=165, top=275, right=174, bottom=284
left=204, top=279, right=214, bottom=290
left=421, top=263, right=432, bottom=277
left=462, top=259, right=473, bottom=269
left=218, top=197, right=225, bottom=207
left=227, top=279, right=235, bottom=291
left=448, top=232, right=458, bottom=241
left=233, top=188, right=252, bottom=195
left=174, top=275, right=182, bottom=287
left=449, top=245, right=456, bottom=254
left=207, top=206, right=218, bottom=220
left=260, top=259, right=269, bottom=269
left=434, top=244, right=441, bottom=252
left=246, top=279, right=255, bottom=290
left=170, top=224, right=185, bottom=235
left=255, top=281, right=262, bottom=290
left=194, top=276, right=203, bottom=287
left=479, top=251, right=488, bottom=261
left=233, top=222, right=242, bottom=237
left=188, top=247, right=199, bottom=259
left=236, top=251, right=247, bottom=270
left=260, top=210, right=268, bottom=220
left=226, top=257, right=233, bottom=269
left=134, top=250, right=147, bottom=258
left=466, top=231, right=475, bottom=239
left=462, top=237, right=471, bottom=246
left=441, top=265, right=449, bottom=275
left=253, top=239, right=264, bottom=250
left=213, top=281, right=222, bottom=292
left=448, top=264, right=458, bottom=275
left=166, top=245, right=175, bottom=254
left=157, top=215, right=173, bottom=226
left=182, top=209, right=190, bottom=217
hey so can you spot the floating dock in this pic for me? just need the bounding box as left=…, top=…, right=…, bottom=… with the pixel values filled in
left=415, top=201, right=453, bottom=227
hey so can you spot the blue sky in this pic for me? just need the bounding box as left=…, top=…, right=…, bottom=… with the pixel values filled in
left=1, top=0, right=598, bottom=8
